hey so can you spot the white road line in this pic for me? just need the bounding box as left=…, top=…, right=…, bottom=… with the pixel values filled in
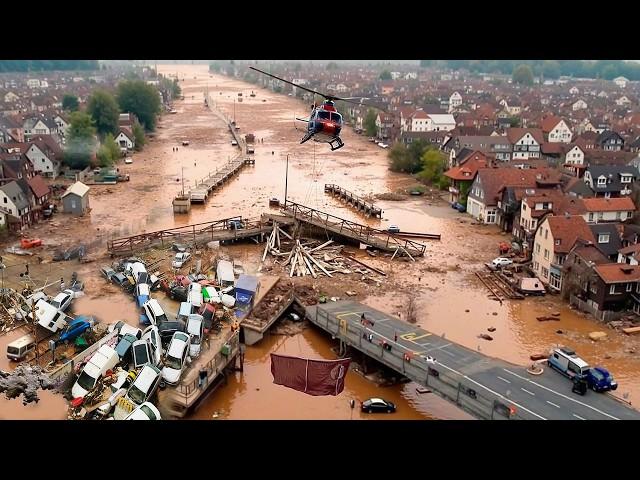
left=440, top=349, right=456, bottom=357
left=521, top=388, right=535, bottom=396
left=435, top=360, right=547, bottom=420
left=497, top=376, right=511, bottom=384
left=547, top=401, right=560, bottom=408
left=573, top=414, right=586, bottom=420
left=502, top=368, right=620, bottom=420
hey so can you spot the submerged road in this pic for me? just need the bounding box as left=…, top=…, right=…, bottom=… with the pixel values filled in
left=305, top=301, right=640, bottom=420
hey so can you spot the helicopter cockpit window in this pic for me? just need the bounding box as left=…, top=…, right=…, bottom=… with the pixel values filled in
left=331, top=113, right=342, bottom=123
left=317, top=111, right=330, bottom=120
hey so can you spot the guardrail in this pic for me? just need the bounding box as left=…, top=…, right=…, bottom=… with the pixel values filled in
left=324, top=184, right=382, bottom=218
left=313, top=306, right=526, bottom=420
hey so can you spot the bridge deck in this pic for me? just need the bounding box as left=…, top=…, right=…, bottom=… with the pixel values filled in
left=324, top=184, right=383, bottom=218
left=305, top=300, right=640, bottom=420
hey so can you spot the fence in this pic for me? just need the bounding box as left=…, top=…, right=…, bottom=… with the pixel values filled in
left=314, top=307, right=527, bottom=420
left=570, top=294, right=626, bottom=323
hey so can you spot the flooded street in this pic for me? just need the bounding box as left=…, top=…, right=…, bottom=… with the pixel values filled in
left=5, top=64, right=640, bottom=418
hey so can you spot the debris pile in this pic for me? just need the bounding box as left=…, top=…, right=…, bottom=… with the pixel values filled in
left=0, top=365, right=56, bottom=405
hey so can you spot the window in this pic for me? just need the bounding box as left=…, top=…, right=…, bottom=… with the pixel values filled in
left=544, top=229, right=548, bottom=239
left=536, top=243, right=541, bottom=253
left=555, top=239, right=561, bottom=246
left=588, top=212, right=594, bottom=222
left=610, top=285, right=617, bottom=294
left=544, top=249, right=549, bottom=260
left=541, top=267, right=549, bottom=279
left=627, top=283, right=633, bottom=292
left=598, top=234, right=610, bottom=243
left=597, top=176, right=606, bottom=186
left=590, top=283, right=597, bottom=294
left=598, top=212, right=604, bottom=220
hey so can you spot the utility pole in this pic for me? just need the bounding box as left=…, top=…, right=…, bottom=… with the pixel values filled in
left=284, top=154, right=289, bottom=206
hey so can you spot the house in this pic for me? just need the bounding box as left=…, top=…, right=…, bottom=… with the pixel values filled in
left=532, top=215, right=595, bottom=291
left=449, top=92, right=462, bottom=111
left=500, top=97, right=521, bottom=116
left=62, top=182, right=90, bottom=215
left=26, top=79, right=40, bottom=89
left=586, top=264, right=640, bottom=316
left=0, top=180, right=31, bottom=231
left=466, top=167, right=557, bottom=224
left=563, top=145, right=585, bottom=166
left=115, top=127, right=135, bottom=151
left=25, top=136, right=63, bottom=178
left=589, top=223, right=622, bottom=261
left=444, top=135, right=512, bottom=164
left=583, top=165, right=636, bottom=198
left=375, top=113, right=395, bottom=140
left=26, top=175, right=51, bottom=221
left=581, top=197, right=635, bottom=223
left=53, top=114, right=69, bottom=138
left=443, top=151, right=488, bottom=204
left=614, top=76, right=629, bottom=88
left=0, top=116, right=24, bottom=143
left=617, top=242, right=640, bottom=265
left=572, top=99, right=588, bottom=111
left=506, top=128, right=544, bottom=160
left=595, top=130, right=624, bottom=151
left=616, top=95, right=631, bottom=106
left=569, top=86, right=579, bottom=95
left=541, top=116, right=573, bottom=143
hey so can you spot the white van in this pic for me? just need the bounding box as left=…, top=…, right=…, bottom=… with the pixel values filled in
left=32, top=299, right=68, bottom=333
left=71, top=345, right=120, bottom=399
left=187, top=283, right=203, bottom=308
left=6, top=334, right=36, bottom=361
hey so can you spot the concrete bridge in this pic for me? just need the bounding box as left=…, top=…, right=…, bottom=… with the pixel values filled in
left=305, top=300, right=640, bottom=420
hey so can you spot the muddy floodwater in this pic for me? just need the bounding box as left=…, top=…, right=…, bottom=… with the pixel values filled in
left=5, top=64, right=640, bottom=419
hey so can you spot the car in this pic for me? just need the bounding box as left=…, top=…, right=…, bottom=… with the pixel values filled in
left=43, top=204, right=57, bottom=218
left=492, top=257, right=513, bottom=268
left=187, top=282, right=203, bottom=308
left=49, top=289, right=74, bottom=312
left=125, top=401, right=162, bottom=420
left=452, top=202, right=466, bottom=213
left=142, top=325, right=162, bottom=366
left=58, top=316, right=93, bottom=344
left=186, top=315, right=204, bottom=358
left=115, top=333, right=138, bottom=364
left=161, top=331, right=191, bottom=385
left=228, top=219, right=244, bottom=230
left=231, top=140, right=238, bottom=146
left=124, top=158, right=133, bottom=164
left=108, top=321, right=142, bottom=340
left=169, top=285, right=188, bottom=302
left=100, top=266, right=116, bottom=281
left=125, top=364, right=162, bottom=406
left=288, top=312, right=301, bottom=322
left=387, top=225, right=400, bottom=234
left=71, top=345, right=120, bottom=399
left=135, top=283, right=150, bottom=309
left=111, top=272, right=129, bottom=289
left=361, top=398, right=396, bottom=413
left=131, top=339, right=153, bottom=369
left=157, top=318, right=186, bottom=346
left=141, top=299, right=168, bottom=326
left=172, top=252, right=192, bottom=269
left=172, top=243, right=188, bottom=253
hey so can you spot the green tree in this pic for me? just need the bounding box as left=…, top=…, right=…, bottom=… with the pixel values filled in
left=64, top=111, right=96, bottom=169
left=541, top=60, right=561, bottom=79
left=117, top=80, right=162, bottom=131
left=96, top=133, right=120, bottom=167
left=364, top=109, right=378, bottom=137
left=132, top=121, right=145, bottom=151
left=387, top=142, right=425, bottom=174
left=62, top=94, right=79, bottom=112
left=326, top=62, right=339, bottom=70
left=87, top=89, right=120, bottom=137
left=512, top=64, right=534, bottom=85
left=417, top=148, right=448, bottom=188
left=379, top=70, right=392, bottom=80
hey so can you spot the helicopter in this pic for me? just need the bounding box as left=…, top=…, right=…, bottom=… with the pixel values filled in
left=249, top=66, right=379, bottom=151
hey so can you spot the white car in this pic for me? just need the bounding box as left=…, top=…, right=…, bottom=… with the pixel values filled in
left=49, top=289, right=74, bottom=312
left=172, top=252, right=191, bottom=269
left=231, top=140, right=238, bottom=146
left=187, top=282, right=203, bottom=308
left=161, top=331, right=191, bottom=385
left=492, top=257, right=513, bottom=268
left=125, top=401, right=162, bottom=420
left=186, top=315, right=204, bottom=358
left=124, top=158, right=133, bottom=164
left=142, top=299, right=168, bottom=326
left=71, top=345, right=120, bottom=399
left=125, top=364, right=162, bottom=407
left=142, top=325, right=162, bottom=366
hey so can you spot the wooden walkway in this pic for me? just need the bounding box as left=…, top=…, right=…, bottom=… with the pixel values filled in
left=107, top=215, right=294, bottom=255
left=324, top=184, right=382, bottom=218
left=189, top=157, right=253, bottom=203
left=281, top=201, right=427, bottom=257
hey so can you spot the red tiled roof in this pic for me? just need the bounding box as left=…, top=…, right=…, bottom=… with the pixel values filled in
left=582, top=197, right=636, bottom=212
left=26, top=175, right=50, bottom=198
left=545, top=215, right=595, bottom=254
left=541, top=115, right=562, bottom=133
left=618, top=243, right=640, bottom=256
left=595, top=263, right=640, bottom=283
left=505, top=128, right=545, bottom=145
left=476, top=167, right=558, bottom=206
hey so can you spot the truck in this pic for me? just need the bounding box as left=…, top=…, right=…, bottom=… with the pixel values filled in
left=547, top=347, right=617, bottom=392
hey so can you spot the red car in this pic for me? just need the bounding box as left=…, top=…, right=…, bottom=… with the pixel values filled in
left=20, top=238, right=42, bottom=249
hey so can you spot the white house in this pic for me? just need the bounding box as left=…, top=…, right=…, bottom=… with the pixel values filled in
left=598, top=90, right=609, bottom=98
left=582, top=197, right=636, bottom=224
left=506, top=129, right=543, bottom=160
left=3, top=92, right=19, bottom=102
left=569, top=86, right=579, bottom=95
left=26, top=79, right=40, bottom=88
left=543, top=117, right=573, bottom=143
left=564, top=145, right=585, bottom=165
left=427, top=114, right=456, bottom=132
left=572, top=99, right=588, bottom=111
left=616, top=95, right=631, bottom=106
left=449, top=91, right=462, bottom=111
left=25, top=143, right=60, bottom=178
left=614, top=76, right=629, bottom=88
left=53, top=115, right=69, bottom=137
left=115, top=128, right=135, bottom=151
left=404, top=72, right=417, bottom=80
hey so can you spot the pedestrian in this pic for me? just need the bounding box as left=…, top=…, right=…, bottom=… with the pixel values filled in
left=60, top=277, right=65, bottom=292
left=198, top=369, right=207, bottom=389
left=361, top=313, right=366, bottom=325
left=394, top=332, right=398, bottom=342
left=418, top=276, right=421, bottom=282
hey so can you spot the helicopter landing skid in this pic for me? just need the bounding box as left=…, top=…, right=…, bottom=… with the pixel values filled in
left=329, top=137, right=344, bottom=151
left=300, top=132, right=314, bottom=145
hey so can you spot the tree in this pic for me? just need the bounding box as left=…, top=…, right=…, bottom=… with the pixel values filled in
left=379, top=70, right=392, bottom=81
left=364, top=109, right=378, bottom=137
left=87, top=89, right=120, bottom=137
left=541, top=60, right=561, bottom=79
left=117, top=80, right=161, bottom=131
left=417, top=148, right=448, bottom=188
left=97, top=133, right=120, bottom=167
left=326, top=62, right=339, bottom=70
left=388, top=142, right=425, bottom=174
left=64, top=111, right=96, bottom=170
left=62, top=94, right=79, bottom=112
left=132, top=121, right=145, bottom=151
left=512, top=64, right=534, bottom=85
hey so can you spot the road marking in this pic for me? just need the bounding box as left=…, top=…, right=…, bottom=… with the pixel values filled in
left=547, top=401, right=560, bottom=408
left=434, top=361, right=547, bottom=420
left=521, top=388, right=535, bottom=396
left=440, top=348, right=456, bottom=357
left=497, top=376, right=511, bottom=384
left=502, top=368, right=620, bottom=420
left=401, top=332, right=432, bottom=342
left=573, top=414, right=586, bottom=420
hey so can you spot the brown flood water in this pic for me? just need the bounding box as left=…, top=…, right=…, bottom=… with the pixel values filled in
left=6, top=64, right=640, bottom=419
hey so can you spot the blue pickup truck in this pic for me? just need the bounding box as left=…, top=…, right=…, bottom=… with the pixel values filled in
left=547, top=347, right=617, bottom=392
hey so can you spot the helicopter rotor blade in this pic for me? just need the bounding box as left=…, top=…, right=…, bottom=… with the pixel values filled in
left=295, top=117, right=310, bottom=122
left=332, top=96, right=387, bottom=111
left=249, top=66, right=329, bottom=98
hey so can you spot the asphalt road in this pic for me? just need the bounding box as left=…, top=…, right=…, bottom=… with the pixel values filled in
left=307, top=301, right=640, bottom=420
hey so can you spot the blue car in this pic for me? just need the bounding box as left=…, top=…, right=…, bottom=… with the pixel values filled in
left=58, top=317, right=94, bottom=344
left=452, top=202, right=466, bottom=213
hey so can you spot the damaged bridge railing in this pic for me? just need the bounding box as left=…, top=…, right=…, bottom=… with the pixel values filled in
left=281, top=201, right=427, bottom=257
